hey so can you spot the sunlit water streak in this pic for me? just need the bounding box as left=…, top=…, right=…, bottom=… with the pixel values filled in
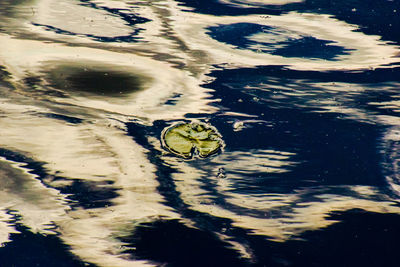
left=1, top=0, right=400, bottom=266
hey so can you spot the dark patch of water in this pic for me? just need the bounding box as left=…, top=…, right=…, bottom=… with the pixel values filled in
left=55, top=179, right=119, bottom=209
left=0, top=212, right=96, bottom=267
left=41, top=113, right=84, bottom=124
left=120, top=219, right=247, bottom=267
left=46, top=65, right=148, bottom=97
left=207, top=23, right=351, bottom=60
left=164, top=93, right=183, bottom=106
left=176, top=0, right=283, bottom=16
left=245, top=209, right=400, bottom=267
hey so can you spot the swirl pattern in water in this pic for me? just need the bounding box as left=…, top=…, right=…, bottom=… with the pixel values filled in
left=1, top=0, right=400, bottom=266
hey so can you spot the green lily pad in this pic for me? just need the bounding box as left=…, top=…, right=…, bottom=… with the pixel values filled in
left=162, top=122, right=224, bottom=159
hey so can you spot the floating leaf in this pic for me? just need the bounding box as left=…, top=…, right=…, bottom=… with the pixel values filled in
left=162, top=122, right=223, bottom=159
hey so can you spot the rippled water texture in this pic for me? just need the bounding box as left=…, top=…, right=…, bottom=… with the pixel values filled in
left=1, top=0, right=400, bottom=266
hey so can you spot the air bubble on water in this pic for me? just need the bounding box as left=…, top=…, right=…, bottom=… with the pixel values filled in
left=217, top=167, right=226, bottom=179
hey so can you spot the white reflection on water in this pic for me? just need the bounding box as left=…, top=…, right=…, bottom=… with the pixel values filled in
left=0, top=98, right=180, bottom=266
left=33, top=0, right=133, bottom=38
left=0, top=156, right=67, bottom=238
left=0, top=34, right=215, bottom=121
left=1, top=0, right=400, bottom=266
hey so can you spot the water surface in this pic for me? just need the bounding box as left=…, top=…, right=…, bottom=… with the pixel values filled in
left=1, top=0, right=400, bottom=266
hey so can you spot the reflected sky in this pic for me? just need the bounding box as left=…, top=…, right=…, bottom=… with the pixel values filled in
left=1, top=0, right=400, bottom=266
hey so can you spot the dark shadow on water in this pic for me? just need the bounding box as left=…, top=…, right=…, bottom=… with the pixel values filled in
left=40, top=113, right=84, bottom=124
left=46, top=64, right=150, bottom=97
left=0, top=212, right=95, bottom=267
left=56, top=179, right=119, bottom=210
left=119, top=219, right=248, bottom=267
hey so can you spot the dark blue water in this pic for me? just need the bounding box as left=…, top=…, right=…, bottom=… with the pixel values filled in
left=207, top=23, right=352, bottom=60
left=1, top=0, right=400, bottom=266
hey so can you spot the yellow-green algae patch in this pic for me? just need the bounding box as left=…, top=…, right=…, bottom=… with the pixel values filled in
left=162, top=122, right=224, bottom=159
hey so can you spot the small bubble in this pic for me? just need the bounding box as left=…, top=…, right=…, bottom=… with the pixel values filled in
left=217, top=167, right=226, bottom=179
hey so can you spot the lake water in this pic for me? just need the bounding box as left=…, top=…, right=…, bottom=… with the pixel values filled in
left=0, top=0, right=400, bottom=266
